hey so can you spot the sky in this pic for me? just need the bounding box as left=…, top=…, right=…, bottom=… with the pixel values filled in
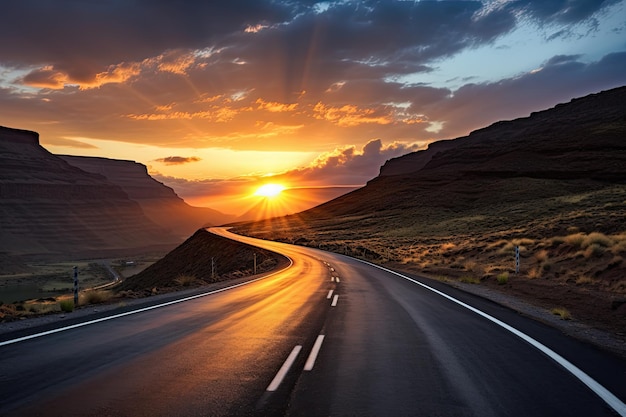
left=1, top=0, right=625, bottom=216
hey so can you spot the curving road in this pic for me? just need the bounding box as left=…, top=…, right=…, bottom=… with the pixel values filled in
left=1, top=227, right=625, bottom=416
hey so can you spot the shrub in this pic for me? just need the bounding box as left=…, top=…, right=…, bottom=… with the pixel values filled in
left=582, top=232, right=613, bottom=248
left=583, top=244, right=605, bottom=258
left=550, top=307, right=571, bottom=320
left=575, top=276, right=596, bottom=285
left=174, top=274, right=198, bottom=287
left=534, top=249, right=549, bottom=263
left=463, top=261, right=477, bottom=272
left=80, top=290, right=112, bottom=305
left=527, top=267, right=541, bottom=279
left=59, top=299, right=74, bottom=312
left=564, top=233, right=586, bottom=247
left=459, top=276, right=480, bottom=284
left=496, top=272, right=509, bottom=285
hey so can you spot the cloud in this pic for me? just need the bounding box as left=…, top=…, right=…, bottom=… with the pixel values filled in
left=154, top=139, right=421, bottom=204
left=0, top=0, right=624, bottom=157
left=275, top=139, right=422, bottom=185
left=420, top=51, right=626, bottom=140
left=155, top=156, right=201, bottom=165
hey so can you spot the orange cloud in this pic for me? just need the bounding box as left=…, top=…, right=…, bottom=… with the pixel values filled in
left=21, top=66, right=68, bottom=89
left=22, top=62, right=142, bottom=90
left=126, top=105, right=243, bottom=122
left=255, top=98, right=298, bottom=112
left=312, top=102, right=392, bottom=126
left=156, top=51, right=197, bottom=75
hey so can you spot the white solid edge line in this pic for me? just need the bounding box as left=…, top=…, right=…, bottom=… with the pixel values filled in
left=267, top=345, right=302, bottom=391
left=0, top=256, right=294, bottom=348
left=304, top=335, right=325, bottom=371
left=327, top=289, right=334, bottom=299
left=355, top=258, right=626, bottom=417
left=331, top=294, right=338, bottom=307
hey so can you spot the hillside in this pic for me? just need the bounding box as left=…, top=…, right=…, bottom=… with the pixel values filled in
left=61, top=156, right=235, bottom=238
left=0, top=126, right=180, bottom=259
left=118, top=229, right=286, bottom=293
left=232, top=86, right=626, bottom=336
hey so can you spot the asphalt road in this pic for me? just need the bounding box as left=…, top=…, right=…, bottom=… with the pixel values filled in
left=1, top=227, right=625, bottom=416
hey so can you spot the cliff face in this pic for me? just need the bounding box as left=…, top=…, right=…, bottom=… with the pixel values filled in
left=60, top=156, right=235, bottom=237
left=379, top=86, right=626, bottom=182
left=301, top=85, right=626, bottom=220
left=0, top=127, right=180, bottom=258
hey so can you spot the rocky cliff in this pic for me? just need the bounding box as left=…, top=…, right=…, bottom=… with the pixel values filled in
left=60, top=156, right=235, bottom=237
left=0, top=126, right=180, bottom=258
left=379, top=86, right=626, bottom=182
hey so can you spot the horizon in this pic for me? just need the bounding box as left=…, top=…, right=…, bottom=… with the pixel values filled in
left=1, top=0, right=625, bottom=215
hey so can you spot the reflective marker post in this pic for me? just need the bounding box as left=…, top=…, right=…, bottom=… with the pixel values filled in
left=515, top=246, right=520, bottom=274
left=73, top=266, right=79, bottom=306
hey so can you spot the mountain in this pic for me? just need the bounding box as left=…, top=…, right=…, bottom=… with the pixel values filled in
left=232, top=86, right=626, bottom=336
left=0, top=126, right=181, bottom=259
left=308, top=85, right=626, bottom=219
left=60, top=156, right=235, bottom=237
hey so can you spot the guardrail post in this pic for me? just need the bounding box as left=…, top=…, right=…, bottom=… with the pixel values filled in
left=73, top=266, right=79, bottom=306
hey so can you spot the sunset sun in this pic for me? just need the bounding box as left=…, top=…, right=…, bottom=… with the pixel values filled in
left=254, top=183, right=286, bottom=198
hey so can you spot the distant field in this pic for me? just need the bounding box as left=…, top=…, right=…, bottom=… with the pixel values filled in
left=0, top=256, right=159, bottom=304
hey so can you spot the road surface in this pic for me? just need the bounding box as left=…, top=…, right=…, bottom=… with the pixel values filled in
left=1, top=227, right=625, bottom=416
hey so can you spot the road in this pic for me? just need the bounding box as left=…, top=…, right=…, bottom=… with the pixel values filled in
left=1, top=227, right=625, bottom=416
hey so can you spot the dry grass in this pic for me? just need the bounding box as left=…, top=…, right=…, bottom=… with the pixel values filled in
left=575, top=276, right=596, bottom=285
left=611, top=280, right=626, bottom=294
left=79, top=290, right=113, bottom=305
left=534, top=249, right=549, bottom=263
left=174, top=274, right=198, bottom=287
left=459, top=276, right=481, bottom=284
left=527, top=267, right=541, bottom=279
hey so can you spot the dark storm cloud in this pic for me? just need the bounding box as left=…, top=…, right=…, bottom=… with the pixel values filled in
left=1, top=0, right=624, bottom=154
left=2, top=0, right=613, bottom=86
left=0, top=0, right=295, bottom=81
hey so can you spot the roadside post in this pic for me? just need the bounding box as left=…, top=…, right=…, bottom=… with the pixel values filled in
left=253, top=253, right=257, bottom=275
left=73, top=266, right=79, bottom=306
left=515, top=246, right=520, bottom=274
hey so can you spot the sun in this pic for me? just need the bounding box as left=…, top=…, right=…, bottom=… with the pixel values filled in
left=254, top=183, right=286, bottom=198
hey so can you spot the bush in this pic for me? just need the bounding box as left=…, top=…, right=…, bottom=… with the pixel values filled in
left=80, top=290, right=112, bottom=305
left=59, top=299, right=74, bottom=312
left=582, top=232, right=612, bottom=248
left=583, top=244, right=605, bottom=258
left=550, top=307, right=571, bottom=320
left=174, top=274, right=197, bottom=287
left=563, top=233, right=586, bottom=247
left=496, top=272, right=509, bottom=285
left=459, top=276, right=480, bottom=284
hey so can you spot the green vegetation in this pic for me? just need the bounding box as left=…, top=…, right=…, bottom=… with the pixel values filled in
left=459, top=276, right=480, bottom=284
left=59, top=299, right=74, bottom=312
left=550, top=307, right=571, bottom=320
left=496, top=272, right=509, bottom=285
